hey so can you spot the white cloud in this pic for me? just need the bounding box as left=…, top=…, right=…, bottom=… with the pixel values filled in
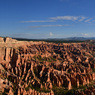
left=81, top=33, right=89, bottom=36
left=85, top=18, right=93, bottom=22
left=20, top=16, right=95, bottom=29
left=21, top=20, right=55, bottom=23
left=29, top=24, right=69, bottom=28
left=21, top=16, right=94, bottom=24
left=50, top=16, right=79, bottom=21
left=50, top=16, right=88, bottom=22
left=49, top=32, right=53, bottom=36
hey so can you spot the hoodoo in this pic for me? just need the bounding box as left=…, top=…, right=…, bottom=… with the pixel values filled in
left=0, top=37, right=95, bottom=95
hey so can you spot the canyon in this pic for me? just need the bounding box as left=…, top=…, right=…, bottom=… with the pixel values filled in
left=0, top=37, right=95, bottom=95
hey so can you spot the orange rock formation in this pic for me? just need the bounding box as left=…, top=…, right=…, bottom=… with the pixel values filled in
left=0, top=37, right=95, bottom=95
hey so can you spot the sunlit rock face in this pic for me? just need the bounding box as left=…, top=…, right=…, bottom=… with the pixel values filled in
left=0, top=37, right=95, bottom=95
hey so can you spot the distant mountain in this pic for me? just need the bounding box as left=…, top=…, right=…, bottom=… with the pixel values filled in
left=2, top=36, right=95, bottom=41
left=46, top=37, right=95, bottom=41
left=62, top=37, right=90, bottom=41
left=66, top=37, right=95, bottom=41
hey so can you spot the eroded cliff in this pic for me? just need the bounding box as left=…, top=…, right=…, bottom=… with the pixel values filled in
left=0, top=37, right=95, bottom=95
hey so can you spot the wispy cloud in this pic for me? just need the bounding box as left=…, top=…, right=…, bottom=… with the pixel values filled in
left=85, top=18, right=93, bottom=22
left=81, top=33, right=89, bottom=37
left=50, top=16, right=79, bottom=21
left=20, top=16, right=94, bottom=26
left=29, top=24, right=69, bottom=28
left=50, top=16, right=88, bottom=22
left=21, top=20, right=55, bottom=23
left=79, top=16, right=87, bottom=22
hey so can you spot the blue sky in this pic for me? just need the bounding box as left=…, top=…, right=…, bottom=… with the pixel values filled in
left=0, top=0, right=95, bottom=39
